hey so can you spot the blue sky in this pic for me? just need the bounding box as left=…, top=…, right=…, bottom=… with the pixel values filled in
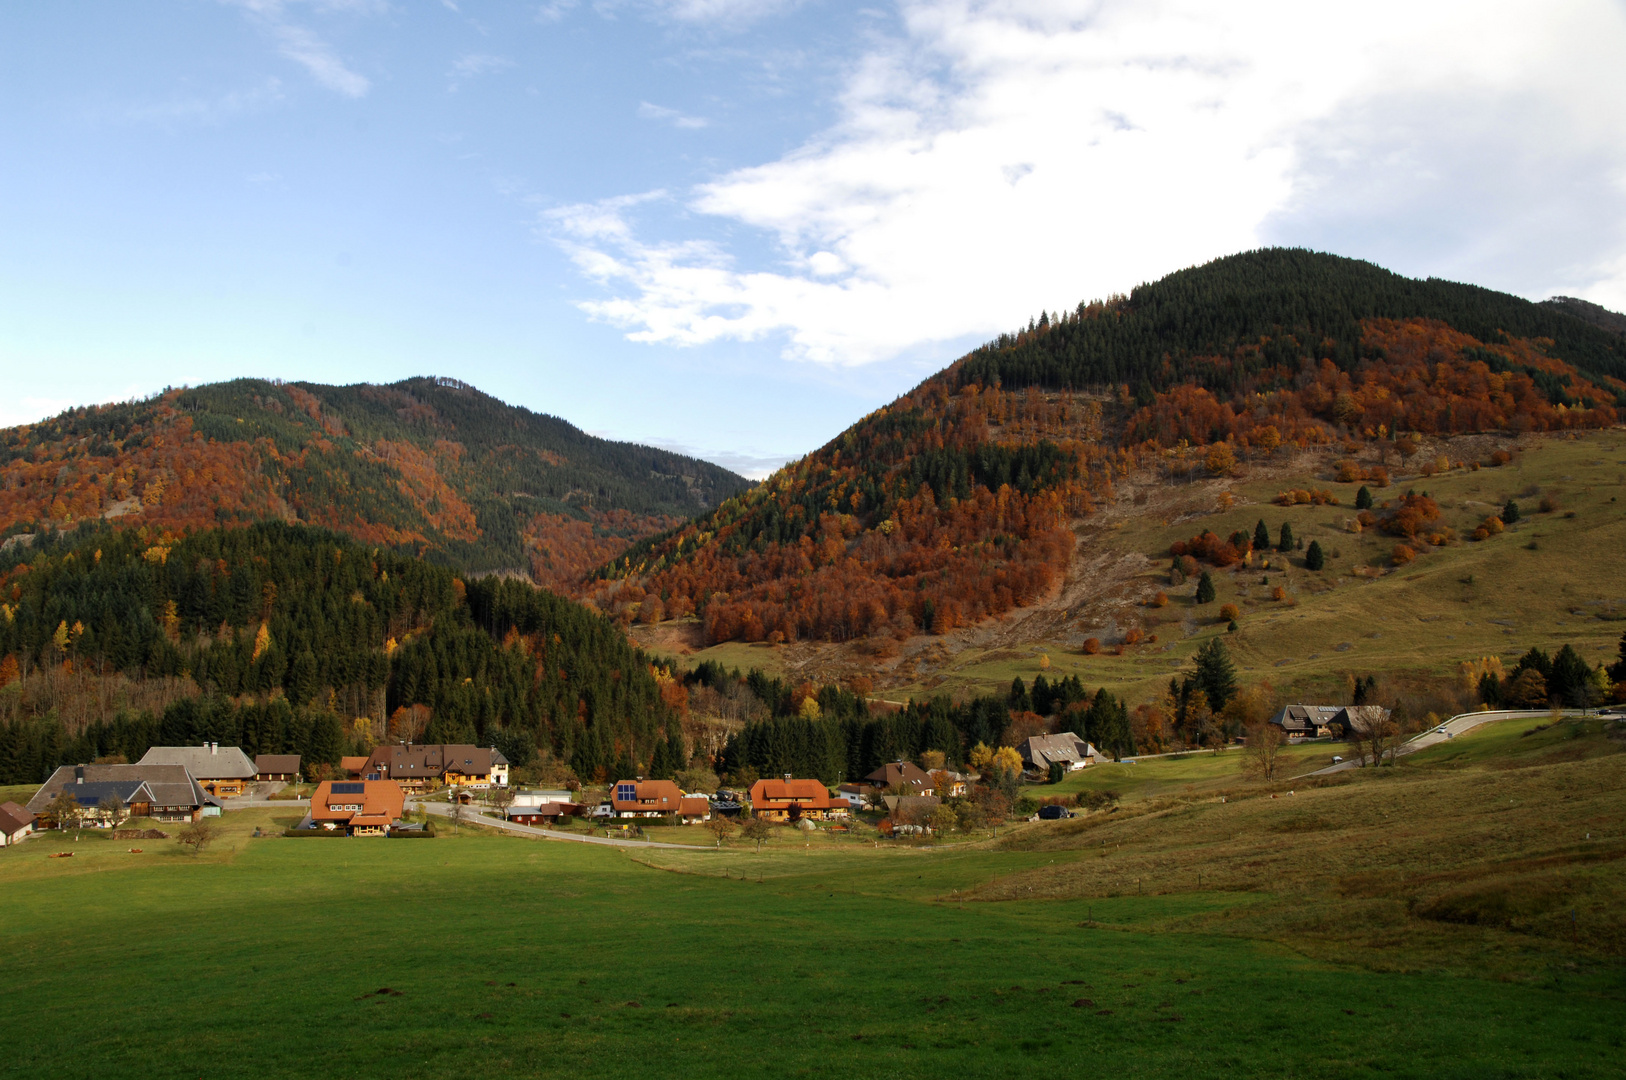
left=4, top=1, right=1626, bottom=478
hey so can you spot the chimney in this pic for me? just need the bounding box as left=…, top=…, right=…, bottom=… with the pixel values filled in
left=75, top=765, right=84, bottom=784
left=784, top=773, right=792, bottom=782
left=210, top=742, right=218, bottom=755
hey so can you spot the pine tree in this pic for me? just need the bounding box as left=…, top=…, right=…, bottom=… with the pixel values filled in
left=1277, top=522, right=1294, bottom=552
left=1253, top=519, right=1270, bottom=551
left=1305, top=540, right=1325, bottom=571
left=1355, top=486, right=1373, bottom=510
left=1195, top=571, right=1216, bottom=604
left=1192, top=638, right=1238, bottom=711
left=1008, top=677, right=1030, bottom=713
left=1501, top=499, right=1521, bottom=524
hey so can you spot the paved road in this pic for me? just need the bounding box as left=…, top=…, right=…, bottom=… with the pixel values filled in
left=1298, top=708, right=1585, bottom=776
left=409, top=800, right=713, bottom=850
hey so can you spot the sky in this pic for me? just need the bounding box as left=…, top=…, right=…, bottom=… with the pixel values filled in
left=4, top=1, right=1626, bottom=479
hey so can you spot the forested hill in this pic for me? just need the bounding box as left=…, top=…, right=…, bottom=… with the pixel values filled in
left=590, top=248, right=1626, bottom=646
left=0, top=376, right=750, bottom=590
left=0, top=521, right=683, bottom=784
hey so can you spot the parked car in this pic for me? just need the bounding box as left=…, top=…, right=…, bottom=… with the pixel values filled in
left=1331, top=755, right=1344, bottom=763
left=1037, top=804, right=1073, bottom=820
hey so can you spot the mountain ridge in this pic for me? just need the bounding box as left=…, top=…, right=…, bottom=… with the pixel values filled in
left=0, top=375, right=751, bottom=590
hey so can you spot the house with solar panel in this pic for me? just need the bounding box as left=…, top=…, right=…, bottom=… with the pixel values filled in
left=609, top=779, right=711, bottom=823
left=305, top=779, right=407, bottom=836
left=28, top=763, right=218, bottom=825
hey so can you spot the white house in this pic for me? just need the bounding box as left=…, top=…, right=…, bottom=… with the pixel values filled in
left=0, top=801, right=33, bottom=845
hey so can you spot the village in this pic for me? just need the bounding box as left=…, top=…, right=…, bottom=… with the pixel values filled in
left=0, top=701, right=1387, bottom=848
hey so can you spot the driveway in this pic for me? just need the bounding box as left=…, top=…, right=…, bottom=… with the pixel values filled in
left=1298, top=708, right=1584, bottom=776
left=409, top=799, right=713, bottom=850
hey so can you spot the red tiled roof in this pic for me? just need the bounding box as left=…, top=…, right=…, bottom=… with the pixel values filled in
left=611, top=779, right=684, bottom=813
left=749, top=778, right=844, bottom=809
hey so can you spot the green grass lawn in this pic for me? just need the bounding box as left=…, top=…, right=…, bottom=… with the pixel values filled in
left=3, top=796, right=1622, bottom=1078
left=1037, top=742, right=1339, bottom=803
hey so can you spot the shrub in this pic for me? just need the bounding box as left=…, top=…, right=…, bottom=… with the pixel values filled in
left=1538, top=493, right=1560, bottom=513
left=1228, top=620, right=1239, bottom=633
left=1123, top=627, right=1144, bottom=645
left=1219, top=603, right=1239, bottom=622
left=1335, top=460, right=1363, bottom=483
left=1367, top=467, right=1389, bottom=488
left=1487, top=449, right=1513, bottom=467
left=1150, top=592, right=1169, bottom=608
left=1081, top=638, right=1102, bottom=655
left=1392, top=544, right=1416, bottom=566
left=1271, top=585, right=1286, bottom=601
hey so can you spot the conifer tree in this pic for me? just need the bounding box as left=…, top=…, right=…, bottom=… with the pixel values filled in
left=1305, top=540, right=1325, bottom=571
left=1355, top=486, right=1373, bottom=510
left=1277, top=522, right=1294, bottom=552
left=1502, top=499, right=1521, bottom=524
left=1253, top=519, right=1270, bottom=551
left=1192, top=638, right=1238, bottom=712
left=1008, top=677, right=1030, bottom=713
left=1195, top=571, right=1216, bottom=604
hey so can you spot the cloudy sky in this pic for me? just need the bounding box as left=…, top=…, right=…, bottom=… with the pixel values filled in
left=4, top=1, right=1625, bottom=477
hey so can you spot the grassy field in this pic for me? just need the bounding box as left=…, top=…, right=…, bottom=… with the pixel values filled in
left=4, top=716, right=1624, bottom=1078
left=1040, top=741, right=1341, bottom=803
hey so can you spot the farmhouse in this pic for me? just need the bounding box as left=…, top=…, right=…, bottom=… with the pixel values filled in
left=307, top=780, right=406, bottom=835
left=749, top=777, right=850, bottom=822
left=677, top=796, right=711, bottom=824
left=254, top=754, right=302, bottom=782
left=0, top=801, right=33, bottom=845
left=610, top=779, right=684, bottom=817
left=863, top=760, right=936, bottom=795
left=137, top=744, right=257, bottom=797
left=358, top=744, right=510, bottom=790
left=28, top=764, right=215, bottom=824
left=1019, top=733, right=1098, bottom=776
left=1268, top=704, right=1386, bottom=739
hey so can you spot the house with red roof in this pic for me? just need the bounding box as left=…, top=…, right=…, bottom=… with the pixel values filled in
left=748, top=776, right=850, bottom=822
left=307, top=780, right=406, bottom=836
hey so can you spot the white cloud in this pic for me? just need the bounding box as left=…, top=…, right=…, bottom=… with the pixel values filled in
left=448, top=53, right=515, bottom=89
left=550, top=0, right=1626, bottom=365
left=0, top=397, right=80, bottom=430
left=637, top=101, right=709, bottom=129
left=227, top=0, right=374, bottom=97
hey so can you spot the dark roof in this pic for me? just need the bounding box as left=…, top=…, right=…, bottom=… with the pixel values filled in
left=1020, top=733, right=1097, bottom=767
left=28, top=764, right=209, bottom=814
left=0, top=801, right=32, bottom=833
left=863, top=761, right=934, bottom=789
left=255, top=754, right=302, bottom=774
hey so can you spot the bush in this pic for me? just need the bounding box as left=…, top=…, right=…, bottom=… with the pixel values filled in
left=283, top=827, right=350, bottom=837
left=1081, top=637, right=1102, bottom=655
left=1392, top=544, right=1416, bottom=566
left=1270, top=585, right=1286, bottom=601
left=389, top=826, right=436, bottom=839
left=1150, top=592, right=1169, bottom=608
left=1219, top=603, right=1239, bottom=622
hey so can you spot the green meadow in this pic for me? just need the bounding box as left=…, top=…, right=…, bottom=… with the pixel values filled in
left=5, top=719, right=1625, bottom=1080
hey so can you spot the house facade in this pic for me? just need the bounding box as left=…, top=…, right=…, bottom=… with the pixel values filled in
left=137, top=744, right=258, bottom=797
left=307, top=780, right=407, bottom=835
left=610, top=779, right=685, bottom=818
left=358, top=744, right=510, bottom=791
left=748, top=777, right=850, bottom=822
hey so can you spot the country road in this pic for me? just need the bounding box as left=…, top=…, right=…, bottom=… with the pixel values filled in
left=1299, top=708, right=1586, bottom=776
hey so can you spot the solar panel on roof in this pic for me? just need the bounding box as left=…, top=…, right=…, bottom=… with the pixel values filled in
left=332, top=782, right=365, bottom=794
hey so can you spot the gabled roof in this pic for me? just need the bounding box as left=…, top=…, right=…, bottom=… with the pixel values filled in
left=864, top=761, right=935, bottom=789
left=137, top=745, right=257, bottom=780
left=364, top=743, right=508, bottom=778
left=883, top=794, right=942, bottom=818
left=1020, top=733, right=1097, bottom=767
left=310, top=780, right=406, bottom=825
left=29, top=764, right=210, bottom=814
left=0, top=801, right=33, bottom=833
left=677, top=796, right=710, bottom=817
left=255, top=754, right=302, bottom=775
left=611, top=779, right=684, bottom=813
left=749, top=778, right=845, bottom=810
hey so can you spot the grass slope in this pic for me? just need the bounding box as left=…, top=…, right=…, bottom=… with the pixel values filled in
left=4, top=721, right=1624, bottom=1077
left=878, top=429, right=1626, bottom=704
